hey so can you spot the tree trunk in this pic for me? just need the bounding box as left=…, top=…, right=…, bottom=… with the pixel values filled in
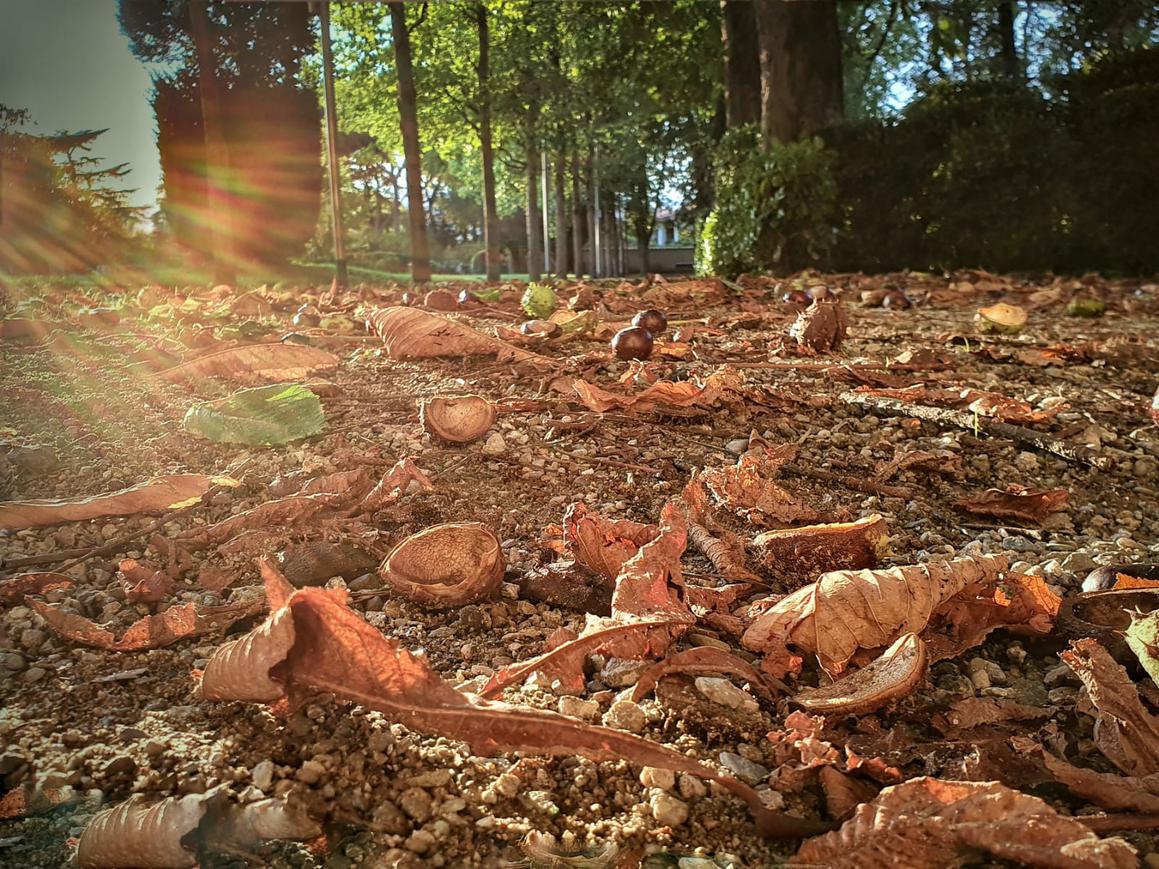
left=390, top=175, right=400, bottom=233
left=525, top=132, right=543, bottom=282
left=753, top=0, right=843, bottom=144
left=553, top=151, right=568, bottom=277
left=475, top=3, right=501, bottom=281
left=997, top=2, right=1020, bottom=80
left=188, top=0, right=235, bottom=285
left=571, top=150, right=585, bottom=277
left=720, top=1, right=762, bottom=129
left=586, top=147, right=598, bottom=277
left=388, top=2, right=431, bottom=282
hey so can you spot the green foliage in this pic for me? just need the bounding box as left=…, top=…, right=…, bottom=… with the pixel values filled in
left=521, top=282, right=557, bottom=318
left=697, top=127, right=838, bottom=277
left=183, top=383, right=324, bottom=447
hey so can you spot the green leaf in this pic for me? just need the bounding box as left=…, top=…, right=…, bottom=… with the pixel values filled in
left=183, top=383, right=324, bottom=447
left=1126, top=610, right=1159, bottom=685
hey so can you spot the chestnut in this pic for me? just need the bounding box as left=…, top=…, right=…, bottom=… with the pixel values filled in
left=632, top=309, right=668, bottom=335
left=400, top=291, right=417, bottom=306
left=611, top=326, right=653, bottom=360
left=882, top=291, right=912, bottom=310
left=782, top=289, right=809, bottom=307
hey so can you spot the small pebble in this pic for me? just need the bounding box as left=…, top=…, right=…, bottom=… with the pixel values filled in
left=640, top=766, right=676, bottom=791
left=481, top=433, right=507, bottom=455
left=649, top=791, right=689, bottom=826
left=604, top=700, right=646, bottom=733
left=694, top=677, right=759, bottom=713
left=718, top=751, right=768, bottom=785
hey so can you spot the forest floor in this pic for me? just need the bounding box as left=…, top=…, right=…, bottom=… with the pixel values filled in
left=0, top=271, right=1157, bottom=868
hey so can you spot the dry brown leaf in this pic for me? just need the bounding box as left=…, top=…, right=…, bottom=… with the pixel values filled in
left=794, top=633, right=927, bottom=715
left=200, top=562, right=820, bottom=837
left=563, top=502, right=658, bottom=580
left=1040, top=750, right=1159, bottom=813
left=1062, top=638, right=1159, bottom=776
left=0, top=474, right=233, bottom=531
left=610, top=503, right=695, bottom=626
left=31, top=597, right=261, bottom=652
left=366, top=306, right=551, bottom=366
left=955, top=486, right=1069, bottom=524
left=792, top=777, right=1137, bottom=869
left=742, top=555, right=1009, bottom=674
left=855, top=385, right=1063, bottom=425
left=872, top=449, right=954, bottom=483
left=938, top=697, right=1053, bottom=733
left=924, top=572, right=1060, bottom=662
left=157, top=343, right=339, bottom=387
left=177, top=493, right=338, bottom=549
left=379, top=522, right=504, bottom=608
left=629, top=646, right=786, bottom=703
left=701, top=443, right=822, bottom=528
left=119, top=559, right=176, bottom=604
left=754, top=514, right=891, bottom=581
left=552, top=369, right=746, bottom=415
left=353, top=457, right=434, bottom=513
left=817, top=766, right=880, bottom=822
left=0, top=572, right=72, bottom=604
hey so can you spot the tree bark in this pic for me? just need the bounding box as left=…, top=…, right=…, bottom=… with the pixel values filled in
left=997, top=1, right=1020, bottom=80
left=388, top=2, right=431, bottom=282
left=753, top=0, right=844, bottom=144
left=475, top=3, right=501, bottom=281
left=525, top=131, right=543, bottom=281
left=553, top=151, right=568, bottom=277
left=720, top=1, right=762, bottom=129
left=188, top=0, right=235, bottom=285
left=571, top=150, right=585, bottom=277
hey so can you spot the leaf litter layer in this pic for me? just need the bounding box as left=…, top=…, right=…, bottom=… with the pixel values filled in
left=0, top=271, right=1157, bottom=867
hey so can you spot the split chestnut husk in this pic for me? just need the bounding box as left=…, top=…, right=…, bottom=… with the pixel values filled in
left=1057, top=587, right=1159, bottom=663
left=379, top=522, right=505, bottom=608
left=419, top=394, right=496, bottom=444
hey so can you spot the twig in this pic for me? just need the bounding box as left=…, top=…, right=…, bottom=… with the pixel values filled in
left=550, top=446, right=660, bottom=474
left=711, top=360, right=954, bottom=373
left=838, top=391, right=1114, bottom=470
left=783, top=464, right=917, bottom=500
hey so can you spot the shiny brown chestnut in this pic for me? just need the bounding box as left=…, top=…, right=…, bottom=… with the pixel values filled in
left=632, top=309, right=668, bottom=335
left=611, top=326, right=654, bottom=360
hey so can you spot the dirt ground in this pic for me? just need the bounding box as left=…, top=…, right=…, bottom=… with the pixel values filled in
left=1, top=271, right=1157, bottom=868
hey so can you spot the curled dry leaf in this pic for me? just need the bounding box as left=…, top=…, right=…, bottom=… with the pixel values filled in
left=119, top=559, right=176, bottom=605
left=1061, top=638, right=1159, bottom=776
left=791, top=777, right=1136, bottom=869
left=1040, top=750, right=1159, bottom=813
left=754, top=514, right=890, bottom=581
left=955, top=486, right=1069, bottom=524
left=563, top=501, right=658, bottom=581
left=355, top=456, right=434, bottom=513
left=551, top=368, right=747, bottom=415
left=743, top=554, right=1008, bottom=674
left=817, top=766, right=881, bottom=822
left=629, top=646, right=786, bottom=703
left=419, top=394, right=496, bottom=444
left=854, top=384, right=1061, bottom=425
left=0, top=572, right=72, bottom=604
left=366, top=306, right=551, bottom=366
left=30, top=597, right=262, bottom=652
left=0, top=474, right=235, bottom=531
left=610, top=503, right=694, bottom=625
left=176, top=492, right=341, bottom=549
left=379, top=522, right=504, bottom=608
left=701, top=443, right=822, bottom=528
left=200, top=561, right=820, bottom=837
left=937, top=697, right=1052, bottom=733
left=686, top=522, right=764, bottom=584
left=157, top=343, right=339, bottom=388
left=794, top=633, right=927, bottom=715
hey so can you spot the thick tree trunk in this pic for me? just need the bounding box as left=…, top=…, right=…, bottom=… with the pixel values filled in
left=189, top=0, right=235, bottom=285
left=997, top=2, right=1020, bottom=80
left=753, top=0, right=844, bottom=144
left=720, top=1, right=762, bottom=129
left=553, top=151, right=568, bottom=277
left=525, top=134, right=543, bottom=281
left=571, top=150, right=585, bottom=277
left=388, top=2, right=431, bottom=282
left=475, top=3, right=501, bottom=281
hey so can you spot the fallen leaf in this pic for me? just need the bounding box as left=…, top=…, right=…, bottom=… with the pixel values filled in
left=794, top=633, right=928, bottom=715
left=701, top=443, right=823, bottom=528
left=854, top=385, right=1062, bottom=425
left=742, top=555, right=1009, bottom=674
left=1040, top=750, right=1159, bottom=813
left=0, top=572, right=72, bottom=604
left=924, top=572, right=1060, bottom=662
left=552, top=369, right=747, bottom=415
left=955, top=486, right=1069, bottom=524
left=937, top=697, right=1052, bottom=733
left=610, top=503, right=694, bottom=625
left=354, top=457, right=434, bottom=513
left=1061, top=638, right=1159, bottom=776
left=119, top=559, right=176, bottom=604
left=366, top=306, right=551, bottom=366
left=177, top=493, right=339, bottom=549
left=817, top=766, right=880, bottom=821
left=30, top=597, right=261, bottom=652
left=754, top=514, right=891, bottom=581
left=630, top=646, right=786, bottom=703
left=200, top=562, right=819, bottom=837
left=0, top=474, right=235, bottom=531
left=562, top=502, right=658, bottom=580
left=792, top=777, right=1136, bottom=869
left=158, top=344, right=339, bottom=387
left=1126, top=609, right=1159, bottom=684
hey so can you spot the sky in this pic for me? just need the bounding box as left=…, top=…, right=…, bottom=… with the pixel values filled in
left=0, top=0, right=162, bottom=208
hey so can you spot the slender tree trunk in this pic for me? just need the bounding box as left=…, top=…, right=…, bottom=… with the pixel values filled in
left=390, top=175, right=400, bottom=233
left=553, top=151, right=568, bottom=277
left=585, top=147, right=597, bottom=277
left=997, top=1, right=1020, bottom=80
left=388, top=2, right=431, bottom=282
left=475, top=3, right=501, bottom=281
left=525, top=131, right=543, bottom=281
left=720, top=1, right=762, bottom=129
left=571, top=150, right=585, bottom=277
left=753, top=0, right=843, bottom=144
left=189, top=0, right=235, bottom=284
